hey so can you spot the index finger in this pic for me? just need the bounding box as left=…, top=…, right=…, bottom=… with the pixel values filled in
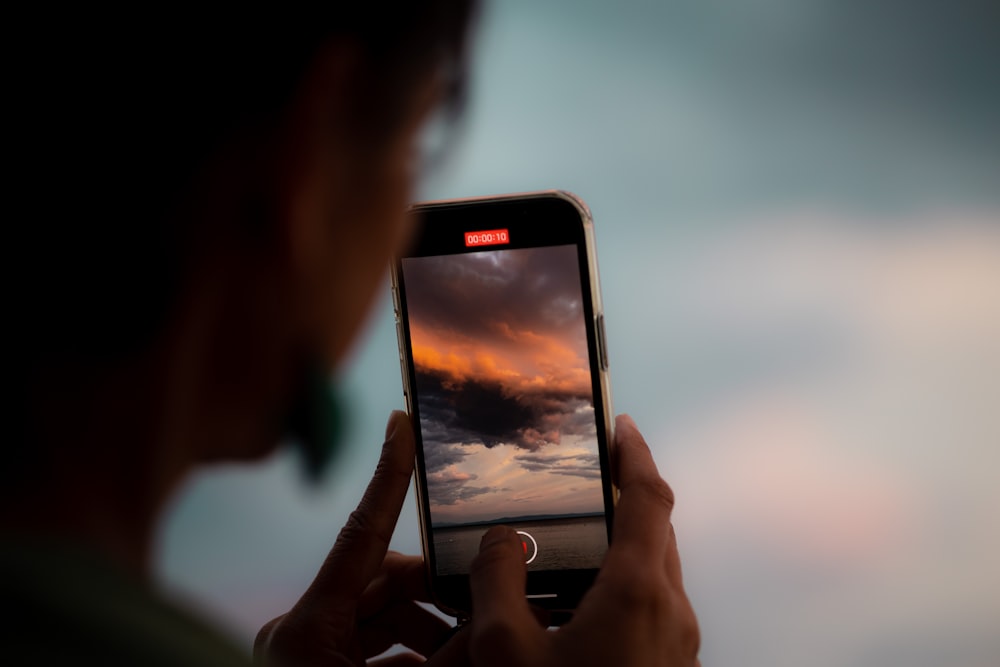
left=304, top=411, right=416, bottom=604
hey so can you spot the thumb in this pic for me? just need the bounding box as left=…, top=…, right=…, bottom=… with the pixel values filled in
left=468, top=527, right=538, bottom=663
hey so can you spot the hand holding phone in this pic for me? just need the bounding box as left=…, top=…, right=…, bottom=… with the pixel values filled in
left=467, top=415, right=702, bottom=667
left=254, top=412, right=470, bottom=665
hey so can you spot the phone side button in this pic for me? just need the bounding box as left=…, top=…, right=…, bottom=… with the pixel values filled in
left=399, top=355, right=408, bottom=383
left=395, top=322, right=406, bottom=353
left=596, top=314, right=609, bottom=370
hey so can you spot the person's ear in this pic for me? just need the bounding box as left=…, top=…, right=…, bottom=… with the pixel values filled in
left=268, top=40, right=362, bottom=288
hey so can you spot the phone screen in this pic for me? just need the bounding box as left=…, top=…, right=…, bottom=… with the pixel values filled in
left=394, top=193, right=615, bottom=600
left=401, top=244, right=608, bottom=575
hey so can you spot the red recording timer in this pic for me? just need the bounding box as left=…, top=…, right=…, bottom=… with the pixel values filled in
left=464, top=228, right=510, bottom=247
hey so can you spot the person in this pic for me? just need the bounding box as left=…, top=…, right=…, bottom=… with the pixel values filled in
left=4, top=3, right=700, bottom=665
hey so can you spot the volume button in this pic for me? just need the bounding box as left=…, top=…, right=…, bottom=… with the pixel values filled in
left=396, top=320, right=411, bottom=411
left=596, top=314, right=609, bottom=370
left=400, top=353, right=412, bottom=413
left=395, top=321, right=406, bottom=354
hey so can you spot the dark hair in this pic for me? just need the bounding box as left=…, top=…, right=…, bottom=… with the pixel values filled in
left=6, top=5, right=476, bottom=480
left=10, top=3, right=476, bottom=366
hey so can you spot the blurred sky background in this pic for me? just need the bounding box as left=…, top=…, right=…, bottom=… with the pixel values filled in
left=155, top=2, right=1000, bottom=665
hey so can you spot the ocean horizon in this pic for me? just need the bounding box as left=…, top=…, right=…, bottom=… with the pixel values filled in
left=432, top=514, right=609, bottom=575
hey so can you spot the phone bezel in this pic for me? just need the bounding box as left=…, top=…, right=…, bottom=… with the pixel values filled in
left=390, top=190, right=617, bottom=618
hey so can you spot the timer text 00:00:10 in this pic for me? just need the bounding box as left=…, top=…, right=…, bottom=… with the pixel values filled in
left=464, top=229, right=510, bottom=247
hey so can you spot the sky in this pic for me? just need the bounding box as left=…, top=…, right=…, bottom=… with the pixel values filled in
left=155, top=2, right=1000, bottom=665
left=402, top=246, right=604, bottom=524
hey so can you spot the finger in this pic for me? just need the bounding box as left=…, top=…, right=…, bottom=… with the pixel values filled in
left=604, top=414, right=676, bottom=568
left=530, top=605, right=552, bottom=628
left=664, top=521, right=685, bottom=588
left=424, top=624, right=472, bottom=667
left=252, top=613, right=285, bottom=661
left=358, top=552, right=432, bottom=619
left=368, top=653, right=424, bottom=667
left=360, top=599, right=453, bottom=658
left=468, top=526, right=539, bottom=663
left=615, top=416, right=687, bottom=588
left=305, top=411, right=416, bottom=604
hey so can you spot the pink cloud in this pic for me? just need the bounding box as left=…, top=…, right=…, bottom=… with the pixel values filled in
left=663, top=392, right=916, bottom=569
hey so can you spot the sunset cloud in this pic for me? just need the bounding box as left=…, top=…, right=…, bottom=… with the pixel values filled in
left=514, top=452, right=603, bottom=480
left=402, top=246, right=587, bottom=346
left=401, top=245, right=605, bottom=524
left=425, top=469, right=493, bottom=506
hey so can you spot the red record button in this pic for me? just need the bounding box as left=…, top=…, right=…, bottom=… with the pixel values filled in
left=516, top=530, right=538, bottom=564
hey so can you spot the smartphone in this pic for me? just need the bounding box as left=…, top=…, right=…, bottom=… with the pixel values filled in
left=390, top=191, right=616, bottom=619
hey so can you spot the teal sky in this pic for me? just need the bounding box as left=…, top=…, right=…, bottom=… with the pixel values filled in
left=156, top=3, right=1000, bottom=665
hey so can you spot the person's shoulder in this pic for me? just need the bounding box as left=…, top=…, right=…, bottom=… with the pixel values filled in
left=1, top=540, right=250, bottom=666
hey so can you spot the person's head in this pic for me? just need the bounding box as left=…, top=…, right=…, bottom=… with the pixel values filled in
left=10, top=4, right=477, bottom=486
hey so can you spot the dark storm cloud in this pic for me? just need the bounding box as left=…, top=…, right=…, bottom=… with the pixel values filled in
left=426, top=469, right=492, bottom=506
left=551, top=468, right=602, bottom=480
left=515, top=452, right=601, bottom=468
left=401, top=245, right=586, bottom=344
left=419, top=367, right=599, bottom=511
left=415, top=367, right=595, bottom=453
left=514, top=452, right=602, bottom=480
left=420, top=434, right=468, bottom=473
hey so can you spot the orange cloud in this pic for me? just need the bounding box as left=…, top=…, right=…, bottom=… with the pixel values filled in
left=409, top=321, right=592, bottom=398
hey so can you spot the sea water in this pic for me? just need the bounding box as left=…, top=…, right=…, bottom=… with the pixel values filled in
left=432, top=515, right=608, bottom=575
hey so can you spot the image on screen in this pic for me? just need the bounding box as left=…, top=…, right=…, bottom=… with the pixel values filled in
left=402, top=244, right=607, bottom=576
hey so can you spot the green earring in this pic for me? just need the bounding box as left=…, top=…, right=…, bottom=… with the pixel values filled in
left=284, top=363, right=344, bottom=483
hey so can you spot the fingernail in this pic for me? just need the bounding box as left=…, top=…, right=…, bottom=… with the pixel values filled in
left=385, top=411, right=399, bottom=439
left=480, top=525, right=511, bottom=551
left=618, top=413, right=637, bottom=428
